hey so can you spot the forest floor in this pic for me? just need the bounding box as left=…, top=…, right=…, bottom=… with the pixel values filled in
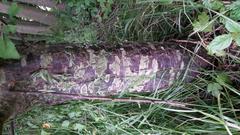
left=2, top=0, right=240, bottom=134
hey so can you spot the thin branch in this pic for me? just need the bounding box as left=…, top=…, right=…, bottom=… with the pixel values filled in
left=11, top=90, right=188, bottom=108
left=171, top=39, right=200, bottom=45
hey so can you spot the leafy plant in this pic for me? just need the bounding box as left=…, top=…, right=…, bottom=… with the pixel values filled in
left=207, top=82, right=222, bottom=97
left=51, top=0, right=114, bottom=44
left=7, top=2, right=21, bottom=22
left=203, top=0, right=224, bottom=11
left=192, top=12, right=213, bottom=32
left=0, top=2, right=21, bottom=59
left=2, top=0, right=240, bottom=134
left=0, top=35, right=20, bottom=59
left=190, top=0, right=240, bottom=56
left=207, top=34, right=232, bottom=56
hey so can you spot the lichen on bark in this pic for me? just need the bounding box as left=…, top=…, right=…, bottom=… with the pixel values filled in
left=0, top=42, right=210, bottom=129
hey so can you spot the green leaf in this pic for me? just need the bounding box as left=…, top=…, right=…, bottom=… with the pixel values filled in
left=68, top=112, right=76, bottom=118
left=73, top=123, right=86, bottom=131
left=0, top=36, right=20, bottom=59
left=235, top=35, right=240, bottom=46
left=216, top=73, right=231, bottom=85
left=228, top=1, right=240, bottom=21
left=61, top=120, right=70, bottom=128
left=203, top=0, right=224, bottom=10
left=3, top=25, right=16, bottom=34
left=225, top=20, right=240, bottom=33
left=8, top=3, right=21, bottom=19
left=207, top=83, right=222, bottom=97
left=26, top=121, right=38, bottom=128
left=41, top=130, right=50, bottom=135
left=207, top=34, right=232, bottom=56
left=159, top=0, right=173, bottom=4
left=231, top=32, right=240, bottom=46
left=215, top=50, right=226, bottom=57
left=192, top=12, right=213, bottom=32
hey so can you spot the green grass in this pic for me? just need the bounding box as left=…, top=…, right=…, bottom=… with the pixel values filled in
left=3, top=67, right=240, bottom=134
left=48, top=0, right=201, bottom=44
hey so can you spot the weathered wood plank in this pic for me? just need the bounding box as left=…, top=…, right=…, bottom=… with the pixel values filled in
left=14, top=0, right=65, bottom=10
left=0, top=2, right=57, bottom=25
left=15, top=23, right=51, bottom=35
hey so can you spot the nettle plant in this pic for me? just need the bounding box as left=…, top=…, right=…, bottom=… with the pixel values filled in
left=192, top=0, right=240, bottom=56
left=0, top=2, right=20, bottom=59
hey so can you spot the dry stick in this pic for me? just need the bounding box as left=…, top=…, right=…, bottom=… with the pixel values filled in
left=171, top=39, right=215, bottom=67
left=171, top=39, right=200, bottom=45
left=15, top=23, right=51, bottom=35
left=11, top=91, right=189, bottom=108
left=181, top=46, right=215, bottom=67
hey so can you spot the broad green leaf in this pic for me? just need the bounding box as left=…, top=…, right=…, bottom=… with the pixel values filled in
left=207, top=34, right=232, bottom=56
left=41, top=130, right=50, bottom=135
left=203, top=0, right=224, bottom=10
left=8, top=3, right=21, bottom=19
left=68, top=112, right=76, bottom=118
left=231, top=32, right=240, bottom=46
left=235, top=35, right=240, bottom=46
left=0, top=36, right=20, bottom=59
left=192, top=12, right=213, bottom=32
left=73, top=123, right=86, bottom=131
left=67, top=2, right=74, bottom=7
left=207, top=82, right=222, bottom=97
left=61, top=120, right=70, bottom=128
left=216, top=73, right=231, bottom=85
left=228, top=1, right=240, bottom=21
left=225, top=20, right=240, bottom=33
left=3, top=25, right=16, bottom=34
left=214, top=50, right=226, bottom=57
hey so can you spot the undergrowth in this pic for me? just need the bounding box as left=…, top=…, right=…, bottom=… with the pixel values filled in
left=2, top=0, right=240, bottom=134
left=3, top=68, right=240, bottom=134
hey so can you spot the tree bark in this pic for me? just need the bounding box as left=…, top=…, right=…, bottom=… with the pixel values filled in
left=0, top=42, right=210, bottom=131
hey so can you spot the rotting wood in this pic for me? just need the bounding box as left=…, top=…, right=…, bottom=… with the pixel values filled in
left=0, top=42, right=211, bottom=132
left=1, top=18, right=51, bottom=35
left=15, top=23, right=51, bottom=35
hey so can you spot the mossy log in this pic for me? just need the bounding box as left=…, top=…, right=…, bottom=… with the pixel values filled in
left=0, top=42, right=210, bottom=132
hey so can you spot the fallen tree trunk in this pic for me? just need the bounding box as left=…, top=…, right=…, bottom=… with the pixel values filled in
left=0, top=42, right=210, bottom=132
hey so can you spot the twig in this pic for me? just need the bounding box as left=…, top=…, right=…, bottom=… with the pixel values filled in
left=171, top=39, right=200, bottom=45
left=179, top=44, right=216, bottom=67
left=11, top=91, right=188, bottom=108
